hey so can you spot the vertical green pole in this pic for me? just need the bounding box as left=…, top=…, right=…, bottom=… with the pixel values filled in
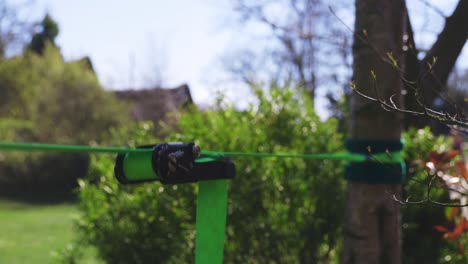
left=195, top=180, right=229, bottom=264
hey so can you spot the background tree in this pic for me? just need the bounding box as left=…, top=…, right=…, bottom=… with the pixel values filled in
left=227, top=0, right=352, bottom=100
left=0, top=0, right=33, bottom=58
left=27, top=14, right=59, bottom=55
left=0, top=44, right=127, bottom=143
left=430, top=68, right=468, bottom=134
left=0, top=43, right=129, bottom=198
left=228, top=1, right=466, bottom=126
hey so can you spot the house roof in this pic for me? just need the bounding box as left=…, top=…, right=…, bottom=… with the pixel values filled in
left=113, top=84, right=193, bottom=125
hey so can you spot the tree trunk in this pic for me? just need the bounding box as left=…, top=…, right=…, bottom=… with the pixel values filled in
left=402, top=9, right=425, bottom=129
left=342, top=0, right=405, bottom=263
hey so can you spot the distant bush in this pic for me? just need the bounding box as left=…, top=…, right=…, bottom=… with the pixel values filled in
left=77, top=87, right=346, bottom=263
left=0, top=152, right=89, bottom=199
left=0, top=44, right=129, bottom=198
left=0, top=44, right=128, bottom=143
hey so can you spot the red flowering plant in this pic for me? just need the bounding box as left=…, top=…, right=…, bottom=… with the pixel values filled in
left=426, top=148, right=468, bottom=256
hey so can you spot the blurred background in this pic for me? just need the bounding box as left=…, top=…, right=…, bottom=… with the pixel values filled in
left=0, top=0, right=466, bottom=263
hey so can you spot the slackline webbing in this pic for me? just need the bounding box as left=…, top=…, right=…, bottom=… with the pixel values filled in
left=200, top=150, right=403, bottom=163
left=0, top=141, right=150, bottom=153
left=0, top=142, right=403, bottom=163
left=195, top=180, right=228, bottom=264
left=0, top=141, right=405, bottom=264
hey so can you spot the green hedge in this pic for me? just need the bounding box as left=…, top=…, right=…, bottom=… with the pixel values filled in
left=77, top=88, right=346, bottom=263
left=76, top=88, right=456, bottom=264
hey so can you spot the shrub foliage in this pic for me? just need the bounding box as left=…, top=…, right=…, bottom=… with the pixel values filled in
left=0, top=44, right=128, bottom=197
left=77, top=88, right=346, bottom=263
left=77, top=88, right=458, bottom=263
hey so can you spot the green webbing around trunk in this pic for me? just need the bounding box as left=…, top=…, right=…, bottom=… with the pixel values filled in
left=195, top=180, right=229, bottom=264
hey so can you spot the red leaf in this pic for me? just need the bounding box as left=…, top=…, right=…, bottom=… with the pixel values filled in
left=428, top=150, right=459, bottom=168
left=455, top=161, right=468, bottom=179
left=456, top=217, right=467, bottom=232
left=446, top=218, right=468, bottom=240
left=449, top=207, right=460, bottom=221
left=444, top=232, right=462, bottom=240
left=442, top=150, right=460, bottom=162
left=459, top=242, right=465, bottom=255
left=434, top=225, right=450, bottom=233
left=428, top=150, right=443, bottom=165
left=463, top=217, right=468, bottom=232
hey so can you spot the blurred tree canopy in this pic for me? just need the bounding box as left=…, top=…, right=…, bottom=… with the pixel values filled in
left=227, top=0, right=351, bottom=100
left=227, top=0, right=467, bottom=130
left=0, top=33, right=128, bottom=197
left=0, top=44, right=128, bottom=143
left=27, top=14, right=59, bottom=55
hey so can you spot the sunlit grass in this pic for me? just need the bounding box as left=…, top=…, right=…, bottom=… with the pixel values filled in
left=0, top=199, right=102, bottom=264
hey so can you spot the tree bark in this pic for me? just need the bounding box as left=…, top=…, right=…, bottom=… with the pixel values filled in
left=342, top=0, right=405, bottom=263
left=403, top=9, right=424, bottom=129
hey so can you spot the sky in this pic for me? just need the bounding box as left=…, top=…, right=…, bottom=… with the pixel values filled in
left=13, top=0, right=468, bottom=116
left=27, top=0, right=237, bottom=105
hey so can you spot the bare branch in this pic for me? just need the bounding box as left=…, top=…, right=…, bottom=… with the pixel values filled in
left=417, top=0, right=447, bottom=18
left=352, top=82, right=468, bottom=127
left=331, top=3, right=468, bottom=128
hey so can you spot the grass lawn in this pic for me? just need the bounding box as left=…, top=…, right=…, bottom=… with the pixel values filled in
left=0, top=199, right=103, bottom=264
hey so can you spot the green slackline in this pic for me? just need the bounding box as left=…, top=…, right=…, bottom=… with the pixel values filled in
left=200, top=150, right=404, bottom=163
left=0, top=142, right=404, bottom=163
left=0, top=141, right=405, bottom=264
left=195, top=180, right=229, bottom=264
left=0, top=141, right=150, bottom=154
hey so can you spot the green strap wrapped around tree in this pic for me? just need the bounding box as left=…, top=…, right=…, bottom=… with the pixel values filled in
left=345, top=139, right=406, bottom=183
